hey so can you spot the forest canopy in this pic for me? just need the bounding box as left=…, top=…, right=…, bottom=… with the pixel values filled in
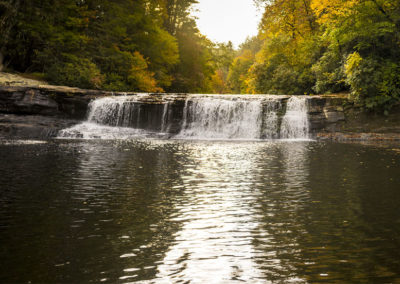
left=233, top=0, right=400, bottom=112
left=1, top=0, right=399, bottom=111
left=0, top=0, right=215, bottom=93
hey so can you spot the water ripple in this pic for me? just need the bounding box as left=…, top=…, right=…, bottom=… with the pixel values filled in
left=0, top=140, right=400, bottom=283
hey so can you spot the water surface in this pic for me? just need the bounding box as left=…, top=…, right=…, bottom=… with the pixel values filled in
left=0, top=140, right=400, bottom=283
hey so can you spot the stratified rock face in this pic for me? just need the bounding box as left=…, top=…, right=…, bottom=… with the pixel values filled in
left=324, top=107, right=346, bottom=123
left=307, top=95, right=347, bottom=132
left=0, top=86, right=99, bottom=138
left=0, top=114, right=79, bottom=139
left=0, top=86, right=83, bottom=118
left=1, top=88, right=58, bottom=115
left=0, top=85, right=188, bottom=119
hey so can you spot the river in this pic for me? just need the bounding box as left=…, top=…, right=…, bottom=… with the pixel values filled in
left=1, top=139, right=399, bottom=283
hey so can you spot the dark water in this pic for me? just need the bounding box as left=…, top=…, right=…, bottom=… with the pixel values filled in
left=0, top=139, right=400, bottom=283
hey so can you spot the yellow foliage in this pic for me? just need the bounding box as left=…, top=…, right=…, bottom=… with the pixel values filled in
left=260, top=0, right=317, bottom=41
left=227, top=49, right=255, bottom=93
left=311, top=0, right=359, bottom=25
left=344, top=52, right=362, bottom=77
left=242, top=65, right=258, bottom=94
left=210, top=70, right=230, bottom=94
left=128, top=51, right=163, bottom=92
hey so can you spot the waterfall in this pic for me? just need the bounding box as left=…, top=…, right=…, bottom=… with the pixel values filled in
left=58, top=96, right=162, bottom=139
left=58, top=94, right=310, bottom=140
left=160, top=102, right=170, bottom=133
left=177, top=97, right=264, bottom=140
left=280, top=97, right=309, bottom=139
left=87, top=96, right=136, bottom=127
left=262, top=100, right=281, bottom=139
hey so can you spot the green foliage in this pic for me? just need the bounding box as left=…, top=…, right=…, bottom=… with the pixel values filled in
left=3, top=0, right=400, bottom=111
left=1, top=0, right=212, bottom=93
left=251, top=56, right=315, bottom=95
left=100, top=49, right=161, bottom=92
left=345, top=53, right=400, bottom=112
left=312, top=48, right=347, bottom=93
left=231, top=0, right=400, bottom=111
left=168, top=22, right=215, bottom=93
left=210, top=70, right=230, bottom=94
left=223, top=37, right=261, bottom=94
left=208, top=41, right=236, bottom=93
left=246, top=34, right=317, bottom=95
left=46, top=56, right=103, bottom=89
left=211, top=42, right=236, bottom=73
left=228, top=50, right=255, bottom=93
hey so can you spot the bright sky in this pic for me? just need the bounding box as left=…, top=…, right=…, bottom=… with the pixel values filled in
left=193, top=0, right=263, bottom=48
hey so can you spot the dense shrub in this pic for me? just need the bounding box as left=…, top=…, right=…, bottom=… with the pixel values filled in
left=345, top=52, right=400, bottom=112
left=312, top=49, right=347, bottom=94
left=46, top=57, right=103, bottom=89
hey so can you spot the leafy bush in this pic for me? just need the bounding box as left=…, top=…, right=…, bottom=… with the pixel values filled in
left=46, top=56, right=103, bottom=89
left=98, top=47, right=162, bottom=92
left=227, top=50, right=254, bottom=93
left=345, top=52, right=400, bottom=113
left=251, top=54, right=315, bottom=95
left=312, top=49, right=347, bottom=94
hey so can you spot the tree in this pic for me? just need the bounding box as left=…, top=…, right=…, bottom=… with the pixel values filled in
left=1, top=0, right=181, bottom=91
left=246, top=0, right=400, bottom=111
left=209, top=41, right=236, bottom=93
left=163, top=0, right=199, bottom=35
left=0, top=0, right=21, bottom=71
left=228, top=50, right=255, bottom=93
left=312, top=0, right=400, bottom=110
left=168, top=21, right=214, bottom=93
left=239, top=0, right=319, bottom=95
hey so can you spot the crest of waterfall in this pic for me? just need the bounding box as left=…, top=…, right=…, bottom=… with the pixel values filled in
left=58, top=94, right=310, bottom=140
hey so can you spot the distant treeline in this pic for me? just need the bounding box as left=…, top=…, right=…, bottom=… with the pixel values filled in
left=1, top=0, right=399, bottom=111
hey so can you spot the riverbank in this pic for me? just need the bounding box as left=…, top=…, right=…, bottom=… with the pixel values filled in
left=0, top=72, right=47, bottom=87
left=1, top=72, right=399, bottom=141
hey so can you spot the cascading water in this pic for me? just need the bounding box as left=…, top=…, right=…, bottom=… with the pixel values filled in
left=87, top=96, right=136, bottom=127
left=58, top=96, right=158, bottom=139
left=262, top=100, right=281, bottom=139
left=280, top=97, right=310, bottom=139
left=160, top=102, right=171, bottom=133
left=58, top=94, right=310, bottom=140
left=177, top=97, right=264, bottom=140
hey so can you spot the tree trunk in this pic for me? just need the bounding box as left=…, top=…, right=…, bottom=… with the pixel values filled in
left=0, top=51, right=3, bottom=71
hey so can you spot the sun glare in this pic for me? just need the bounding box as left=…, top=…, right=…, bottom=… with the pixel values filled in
left=193, top=0, right=263, bottom=48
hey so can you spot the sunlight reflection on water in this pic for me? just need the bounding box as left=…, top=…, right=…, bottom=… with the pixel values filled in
left=0, top=140, right=400, bottom=283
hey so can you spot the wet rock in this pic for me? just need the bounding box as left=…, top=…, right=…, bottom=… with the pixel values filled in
left=316, top=132, right=400, bottom=141
left=14, top=89, right=58, bottom=115
left=0, top=86, right=94, bottom=119
left=323, top=107, right=345, bottom=123
left=307, top=97, right=327, bottom=113
left=0, top=114, right=79, bottom=139
left=307, top=97, right=346, bottom=131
